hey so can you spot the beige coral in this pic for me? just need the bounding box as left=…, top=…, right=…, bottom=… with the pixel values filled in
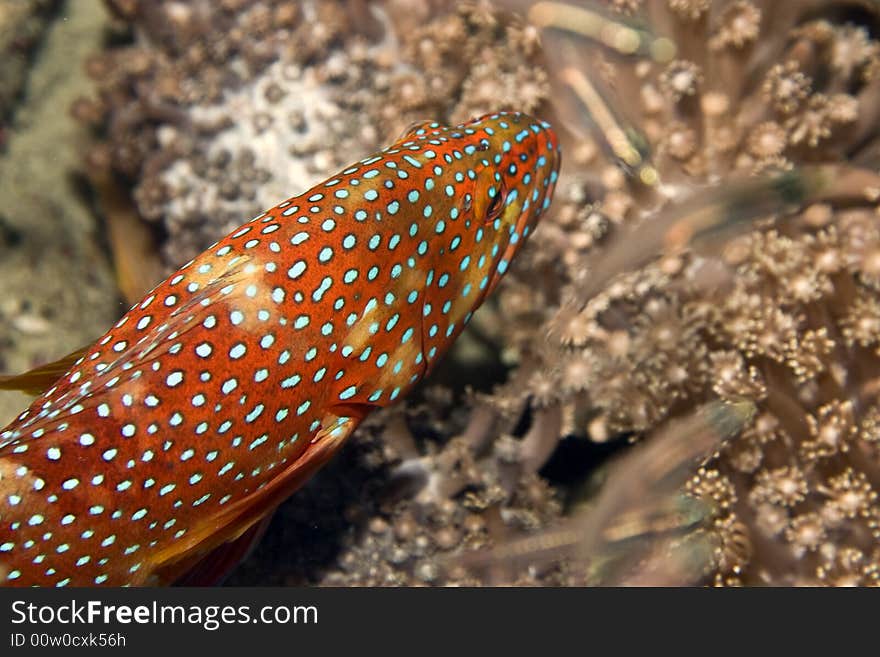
left=80, top=0, right=880, bottom=587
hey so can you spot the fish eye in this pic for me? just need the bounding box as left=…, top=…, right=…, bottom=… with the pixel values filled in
left=483, top=184, right=506, bottom=223
left=469, top=166, right=507, bottom=224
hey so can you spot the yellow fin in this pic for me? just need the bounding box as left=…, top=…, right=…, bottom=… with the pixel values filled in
left=0, top=346, right=89, bottom=396
left=89, top=166, right=164, bottom=304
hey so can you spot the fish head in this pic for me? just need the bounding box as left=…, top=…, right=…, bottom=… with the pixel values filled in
left=399, top=111, right=561, bottom=373
left=305, top=112, right=561, bottom=408
left=460, top=111, right=561, bottom=297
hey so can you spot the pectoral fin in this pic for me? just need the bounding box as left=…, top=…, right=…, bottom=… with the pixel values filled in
left=172, top=514, right=275, bottom=587
left=149, top=410, right=366, bottom=585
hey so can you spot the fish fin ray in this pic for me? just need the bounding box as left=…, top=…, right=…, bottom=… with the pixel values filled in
left=109, top=258, right=255, bottom=373
left=164, top=514, right=275, bottom=586
left=51, top=260, right=251, bottom=394
left=0, top=259, right=255, bottom=449
left=0, top=346, right=89, bottom=396
left=145, top=410, right=365, bottom=582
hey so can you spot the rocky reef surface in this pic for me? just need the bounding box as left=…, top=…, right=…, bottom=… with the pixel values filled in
left=0, top=0, right=119, bottom=429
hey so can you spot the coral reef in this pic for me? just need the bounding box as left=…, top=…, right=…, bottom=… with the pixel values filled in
left=80, top=0, right=549, bottom=271
left=75, top=0, right=561, bottom=586
left=230, top=396, right=572, bottom=586
left=480, top=0, right=880, bottom=585
left=64, top=0, right=880, bottom=585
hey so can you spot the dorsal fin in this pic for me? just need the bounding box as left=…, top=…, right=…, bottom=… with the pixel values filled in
left=0, top=346, right=89, bottom=396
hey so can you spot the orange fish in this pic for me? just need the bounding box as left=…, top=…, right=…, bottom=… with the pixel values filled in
left=0, top=111, right=560, bottom=586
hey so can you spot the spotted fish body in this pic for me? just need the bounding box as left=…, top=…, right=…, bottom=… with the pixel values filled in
left=0, top=111, right=560, bottom=586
